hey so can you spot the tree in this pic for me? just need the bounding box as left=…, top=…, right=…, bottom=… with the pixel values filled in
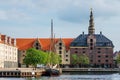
left=23, top=48, right=47, bottom=68
left=23, top=48, right=61, bottom=68
left=71, top=54, right=79, bottom=64
left=116, top=54, right=120, bottom=68
left=46, top=52, right=61, bottom=68
left=71, top=54, right=79, bottom=67
left=79, top=54, right=89, bottom=67
left=71, top=54, right=90, bottom=68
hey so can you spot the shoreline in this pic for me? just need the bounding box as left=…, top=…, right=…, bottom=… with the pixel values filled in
left=62, top=68, right=120, bottom=72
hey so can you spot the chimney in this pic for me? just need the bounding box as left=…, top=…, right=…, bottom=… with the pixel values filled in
left=11, top=38, right=16, bottom=46
left=5, top=35, right=8, bottom=44
left=0, top=33, right=1, bottom=41
left=14, top=38, right=16, bottom=46
left=8, top=36, right=11, bottom=45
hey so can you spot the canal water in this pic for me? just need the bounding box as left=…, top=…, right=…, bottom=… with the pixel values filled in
left=0, top=72, right=120, bottom=80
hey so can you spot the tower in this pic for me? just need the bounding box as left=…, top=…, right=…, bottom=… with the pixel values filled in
left=88, top=8, right=95, bottom=35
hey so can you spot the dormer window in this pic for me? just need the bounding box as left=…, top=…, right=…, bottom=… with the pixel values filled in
left=36, top=43, right=39, bottom=46
left=59, top=43, right=62, bottom=46
left=59, top=47, right=62, bottom=50
left=36, top=47, right=39, bottom=50
left=33, top=39, right=41, bottom=50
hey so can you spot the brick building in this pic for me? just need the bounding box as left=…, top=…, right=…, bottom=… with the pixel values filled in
left=16, top=38, right=73, bottom=67
left=70, top=10, right=114, bottom=68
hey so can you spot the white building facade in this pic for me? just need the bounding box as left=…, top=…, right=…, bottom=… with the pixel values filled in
left=0, top=34, right=18, bottom=68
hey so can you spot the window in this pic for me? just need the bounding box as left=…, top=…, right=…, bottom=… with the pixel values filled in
left=59, top=51, right=62, bottom=54
left=59, top=47, right=62, bottom=50
left=66, top=55, right=68, bottom=57
left=83, top=51, right=85, bottom=53
left=90, top=43, right=93, bottom=46
left=59, top=43, right=62, bottom=46
left=98, top=60, right=101, bottom=62
left=36, top=43, right=39, bottom=46
left=75, top=51, right=78, bottom=53
left=36, top=47, right=39, bottom=50
left=106, top=55, right=108, bottom=58
left=98, top=55, right=101, bottom=58
left=90, top=39, right=93, bottom=42
left=98, top=48, right=101, bottom=50
left=90, top=47, right=93, bottom=50
left=106, top=60, right=108, bottom=62
left=90, top=60, right=93, bottom=62
left=66, top=59, right=68, bottom=61
left=98, top=51, right=101, bottom=53
left=23, top=54, right=25, bottom=57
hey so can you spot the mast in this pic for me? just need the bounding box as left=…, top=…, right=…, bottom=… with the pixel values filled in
left=50, top=19, right=54, bottom=52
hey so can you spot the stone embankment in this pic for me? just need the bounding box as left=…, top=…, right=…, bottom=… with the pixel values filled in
left=62, top=68, right=120, bottom=72
left=0, top=68, right=45, bottom=77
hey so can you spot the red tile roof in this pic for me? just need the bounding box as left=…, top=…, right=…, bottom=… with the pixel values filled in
left=16, top=38, right=74, bottom=51
left=62, top=38, right=74, bottom=50
left=16, top=38, right=35, bottom=50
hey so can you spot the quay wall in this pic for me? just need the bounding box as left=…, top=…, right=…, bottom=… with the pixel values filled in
left=0, top=68, right=45, bottom=77
left=62, top=68, right=120, bottom=72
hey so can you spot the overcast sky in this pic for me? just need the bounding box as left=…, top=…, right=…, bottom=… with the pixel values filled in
left=0, top=0, right=120, bottom=51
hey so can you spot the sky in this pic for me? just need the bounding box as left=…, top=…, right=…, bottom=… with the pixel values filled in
left=0, top=0, right=120, bottom=51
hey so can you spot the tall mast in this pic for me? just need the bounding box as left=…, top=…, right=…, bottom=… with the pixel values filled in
left=50, top=19, right=54, bottom=52
left=51, top=19, right=53, bottom=40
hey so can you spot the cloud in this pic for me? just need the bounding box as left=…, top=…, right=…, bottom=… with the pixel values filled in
left=0, top=0, right=120, bottom=24
left=56, top=0, right=120, bottom=23
left=0, top=10, right=32, bottom=22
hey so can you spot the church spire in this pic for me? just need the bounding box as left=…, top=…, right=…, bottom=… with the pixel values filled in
left=88, top=8, right=95, bottom=35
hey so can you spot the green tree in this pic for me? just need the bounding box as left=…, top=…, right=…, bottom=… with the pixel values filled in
left=116, top=54, right=120, bottom=63
left=71, top=54, right=79, bottom=64
left=71, top=54, right=90, bottom=68
left=79, top=54, right=89, bottom=67
left=23, top=48, right=47, bottom=67
left=46, top=52, right=61, bottom=68
left=116, top=54, right=120, bottom=68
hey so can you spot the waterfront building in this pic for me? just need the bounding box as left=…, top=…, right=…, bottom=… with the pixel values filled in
left=70, top=9, right=114, bottom=68
left=16, top=38, right=73, bottom=67
left=0, top=34, right=18, bottom=68
left=16, top=9, right=114, bottom=68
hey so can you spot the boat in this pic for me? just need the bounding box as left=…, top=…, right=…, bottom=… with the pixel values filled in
left=42, top=68, right=60, bottom=76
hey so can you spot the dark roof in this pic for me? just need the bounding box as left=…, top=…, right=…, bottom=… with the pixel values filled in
left=70, top=34, right=114, bottom=47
